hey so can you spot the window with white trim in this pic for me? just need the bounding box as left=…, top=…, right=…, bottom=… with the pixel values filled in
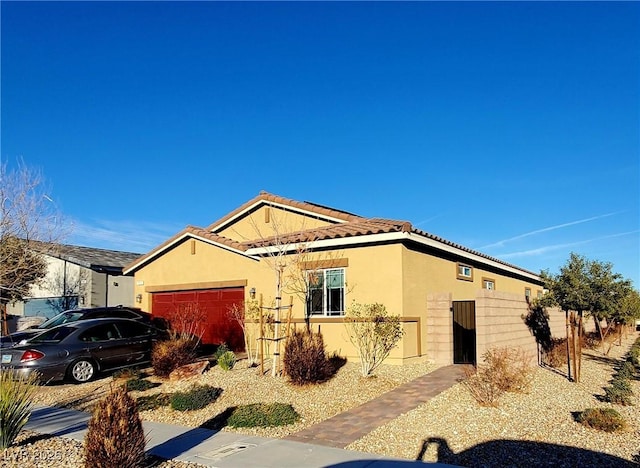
left=482, top=278, right=495, bottom=290
left=457, top=263, right=473, bottom=281
left=307, top=268, right=345, bottom=316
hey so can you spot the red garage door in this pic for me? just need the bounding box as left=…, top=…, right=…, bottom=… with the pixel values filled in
left=152, top=288, right=245, bottom=351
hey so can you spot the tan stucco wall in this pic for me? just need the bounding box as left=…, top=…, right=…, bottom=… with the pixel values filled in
left=133, top=239, right=263, bottom=312
left=132, top=229, right=550, bottom=366
left=216, top=205, right=337, bottom=243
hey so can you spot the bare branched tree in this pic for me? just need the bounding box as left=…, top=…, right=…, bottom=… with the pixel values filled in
left=227, top=204, right=350, bottom=376
left=0, top=159, right=66, bottom=333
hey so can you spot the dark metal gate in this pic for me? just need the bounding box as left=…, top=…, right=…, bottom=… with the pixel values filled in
left=453, top=300, right=476, bottom=364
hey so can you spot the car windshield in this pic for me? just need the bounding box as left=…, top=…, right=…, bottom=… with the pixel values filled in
left=37, top=311, right=84, bottom=329
left=28, top=326, right=76, bottom=344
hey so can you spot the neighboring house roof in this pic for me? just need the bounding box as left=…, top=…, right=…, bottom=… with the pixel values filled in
left=32, top=241, right=142, bottom=274
left=124, top=191, right=541, bottom=281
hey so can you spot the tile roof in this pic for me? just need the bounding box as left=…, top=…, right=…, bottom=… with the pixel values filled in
left=240, top=216, right=539, bottom=277
left=207, top=191, right=363, bottom=232
left=125, top=191, right=540, bottom=278
left=122, top=226, right=252, bottom=273
left=243, top=218, right=412, bottom=248
left=32, top=241, right=142, bottom=270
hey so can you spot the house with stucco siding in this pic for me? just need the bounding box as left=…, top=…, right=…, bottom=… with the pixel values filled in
left=124, top=191, right=564, bottom=366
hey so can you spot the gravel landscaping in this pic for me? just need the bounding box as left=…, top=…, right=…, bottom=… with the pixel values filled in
left=2, top=332, right=639, bottom=467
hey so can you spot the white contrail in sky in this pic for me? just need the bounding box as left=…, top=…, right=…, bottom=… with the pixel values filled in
left=498, top=230, right=639, bottom=259
left=480, top=212, right=622, bottom=250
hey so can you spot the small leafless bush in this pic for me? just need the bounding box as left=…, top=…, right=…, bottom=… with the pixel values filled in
left=483, top=346, right=534, bottom=393
left=283, top=329, right=332, bottom=385
left=463, top=346, right=535, bottom=407
left=151, top=337, right=198, bottom=378
left=165, top=302, right=206, bottom=342
left=542, top=337, right=568, bottom=368
left=461, top=365, right=503, bottom=407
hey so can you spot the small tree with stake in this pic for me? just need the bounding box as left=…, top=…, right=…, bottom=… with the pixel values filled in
left=541, top=252, right=637, bottom=383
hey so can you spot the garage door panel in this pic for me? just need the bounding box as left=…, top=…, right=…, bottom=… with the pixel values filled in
left=151, top=288, right=245, bottom=351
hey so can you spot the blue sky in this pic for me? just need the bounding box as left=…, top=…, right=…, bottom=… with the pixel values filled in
left=2, top=2, right=639, bottom=287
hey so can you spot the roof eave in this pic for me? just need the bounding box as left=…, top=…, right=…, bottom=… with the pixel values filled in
left=245, top=231, right=541, bottom=282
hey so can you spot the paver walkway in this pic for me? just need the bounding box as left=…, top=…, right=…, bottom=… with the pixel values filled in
left=285, top=364, right=466, bottom=449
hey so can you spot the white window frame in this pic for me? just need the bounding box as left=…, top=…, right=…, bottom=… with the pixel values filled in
left=307, top=268, right=346, bottom=316
left=457, top=263, right=473, bottom=281
left=483, top=279, right=495, bottom=290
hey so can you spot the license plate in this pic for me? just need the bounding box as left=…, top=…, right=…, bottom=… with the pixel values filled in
left=1, top=354, right=12, bottom=364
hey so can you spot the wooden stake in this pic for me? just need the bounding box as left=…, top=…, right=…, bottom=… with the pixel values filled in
left=259, top=294, right=264, bottom=376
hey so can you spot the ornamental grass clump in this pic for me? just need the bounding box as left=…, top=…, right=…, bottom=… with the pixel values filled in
left=226, top=403, right=299, bottom=428
left=0, top=370, right=40, bottom=449
left=84, top=385, right=146, bottom=468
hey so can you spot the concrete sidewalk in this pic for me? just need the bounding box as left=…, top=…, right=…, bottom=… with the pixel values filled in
left=25, top=405, right=449, bottom=467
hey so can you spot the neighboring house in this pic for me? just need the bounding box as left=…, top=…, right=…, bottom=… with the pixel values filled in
left=124, top=191, right=565, bottom=365
left=7, top=242, right=142, bottom=320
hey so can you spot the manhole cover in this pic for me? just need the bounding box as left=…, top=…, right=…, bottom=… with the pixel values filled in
left=197, top=443, right=257, bottom=461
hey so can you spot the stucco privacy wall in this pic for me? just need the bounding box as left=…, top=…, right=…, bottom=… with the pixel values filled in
left=426, top=290, right=566, bottom=366
left=475, top=289, right=565, bottom=363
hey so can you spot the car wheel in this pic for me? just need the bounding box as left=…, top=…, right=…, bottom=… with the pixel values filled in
left=69, top=359, right=96, bottom=383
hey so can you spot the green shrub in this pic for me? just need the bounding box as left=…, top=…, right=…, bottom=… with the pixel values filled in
left=283, top=329, right=332, bottom=385
left=0, top=370, right=40, bottom=449
left=170, top=384, right=222, bottom=411
left=227, top=403, right=299, bottom=427
left=151, top=337, right=198, bottom=378
left=212, top=343, right=230, bottom=361
left=217, top=351, right=236, bottom=371
left=617, top=361, right=636, bottom=380
left=136, top=393, right=171, bottom=411
left=603, top=376, right=634, bottom=406
left=84, top=386, right=146, bottom=467
left=576, top=408, right=626, bottom=432
left=125, top=377, right=155, bottom=392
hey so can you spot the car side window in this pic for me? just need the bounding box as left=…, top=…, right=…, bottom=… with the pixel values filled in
left=115, top=322, right=153, bottom=339
left=79, top=324, right=121, bottom=342
left=111, top=310, right=139, bottom=320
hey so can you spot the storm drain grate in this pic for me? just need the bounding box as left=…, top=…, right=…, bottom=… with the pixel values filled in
left=197, top=443, right=257, bottom=461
